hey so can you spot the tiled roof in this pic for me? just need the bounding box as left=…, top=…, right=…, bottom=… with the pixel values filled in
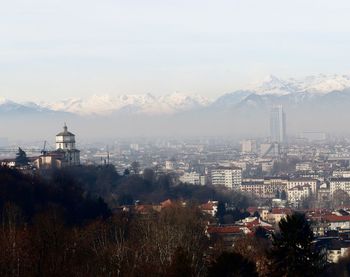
left=201, top=203, right=215, bottom=210
left=207, top=226, right=244, bottom=234
left=323, top=215, right=350, bottom=222
left=271, top=208, right=292, bottom=215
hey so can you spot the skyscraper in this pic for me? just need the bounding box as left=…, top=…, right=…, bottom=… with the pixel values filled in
left=270, top=105, right=286, bottom=143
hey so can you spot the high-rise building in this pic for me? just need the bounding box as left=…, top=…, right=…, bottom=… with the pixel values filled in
left=211, top=166, right=242, bottom=189
left=270, top=105, right=286, bottom=143
left=240, top=139, right=257, bottom=153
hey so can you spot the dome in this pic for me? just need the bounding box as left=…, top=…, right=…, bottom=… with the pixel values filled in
left=56, top=124, right=75, bottom=137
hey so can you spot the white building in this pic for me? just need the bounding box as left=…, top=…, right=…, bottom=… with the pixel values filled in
left=180, top=172, right=206, bottom=185
left=211, top=166, right=242, bottom=189
left=296, top=162, right=312, bottom=172
left=333, top=170, right=350, bottom=178
left=329, top=177, right=350, bottom=197
left=327, top=244, right=350, bottom=263
left=287, top=185, right=311, bottom=207
left=261, top=160, right=273, bottom=173
left=240, top=140, right=257, bottom=153
left=165, top=160, right=175, bottom=170
left=288, top=178, right=318, bottom=194
left=301, top=131, right=327, bottom=142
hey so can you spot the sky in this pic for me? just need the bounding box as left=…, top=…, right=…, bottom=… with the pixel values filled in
left=1, top=0, right=350, bottom=102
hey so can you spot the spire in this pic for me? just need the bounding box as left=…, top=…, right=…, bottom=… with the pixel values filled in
left=64, top=122, right=67, bottom=132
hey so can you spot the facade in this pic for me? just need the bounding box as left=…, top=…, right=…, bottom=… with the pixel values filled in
left=180, top=172, right=206, bottom=185
left=200, top=200, right=218, bottom=216
left=287, top=185, right=311, bottom=207
left=261, top=160, right=274, bottom=173
left=263, top=177, right=289, bottom=198
left=317, top=183, right=331, bottom=203
left=296, top=162, right=312, bottom=172
left=240, top=139, right=257, bottom=153
left=329, top=177, right=350, bottom=197
left=266, top=208, right=292, bottom=225
left=239, top=178, right=289, bottom=198
left=327, top=244, right=350, bottom=263
left=270, top=105, right=286, bottom=143
left=288, top=178, right=318, bottom=194
left=333, top=170, right=350, bottom=178
left=211, top=166, right=242, bottom=189
left=240, top=181, right=265, bottom=197
left=55, top=124, right=80, bottom=166
left=165, top=161, right=175, bottom=170
left=34, top=152, right=65, bottom=170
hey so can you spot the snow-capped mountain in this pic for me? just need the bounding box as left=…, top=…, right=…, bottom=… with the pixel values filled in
left=248, top=74, right=297, bottom=96
left=245, top=73, right=350, bottom=97
left=2, top=73, right=350, bottom=139
left=292, top=74, right=350, bottom=94
left=0, top=98, right=55, bottom=114
left=43, top=92, right=211, bottom=115
left=1, top=73, right=350, bottom=117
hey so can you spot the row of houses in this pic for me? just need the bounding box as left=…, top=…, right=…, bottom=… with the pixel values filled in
left=240, top=177, right=318, bottom=206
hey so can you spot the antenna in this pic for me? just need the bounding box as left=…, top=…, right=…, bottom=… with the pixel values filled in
left=41, top=140, right=47, bottom=155
left=107, top=145, right=110, bottom=165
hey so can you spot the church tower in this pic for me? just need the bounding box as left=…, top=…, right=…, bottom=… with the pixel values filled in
left=55, top=124, right=80, bottom=165
left=56, top=123, right=76, bottom=150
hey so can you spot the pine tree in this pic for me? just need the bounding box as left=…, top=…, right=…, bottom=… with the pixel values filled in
left=270, top=213, right=326, bottom=277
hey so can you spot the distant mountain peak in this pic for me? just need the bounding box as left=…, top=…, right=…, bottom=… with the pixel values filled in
left=42, top=93, right=211, bottom=116
left=0, top=98, right=14, bottom=105
left=243, top=73, right=350, bottom=96
left=1, top=73, right=350, bottom=117
left=248, top=75, right=295, bottom=96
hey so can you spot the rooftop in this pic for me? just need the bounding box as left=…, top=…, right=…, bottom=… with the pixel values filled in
left=56, top=124, right=75, bottom=137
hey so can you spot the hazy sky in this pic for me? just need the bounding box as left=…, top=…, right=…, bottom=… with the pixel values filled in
left=1, top=0, right=350, bottom=101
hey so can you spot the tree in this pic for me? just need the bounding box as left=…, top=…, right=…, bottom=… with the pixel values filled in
left=143, top=168, right=155, bottom=183
left=208, top=252, right=258, bottom=277
left=281, top=190, right=287, bottom=200
left=332, top=189, right=350, bottom=209
left=253, top=211, right=260, bottom=218
left=233, top=234, right=271, bottom=277
left=117, top=194, right=133, bottom=206
left=270, top=213, right=326, bottom=277
left=123, top=168, right=130, bottom=176
left=15, top=148, right=29, bottom=166
left=168, top=247, right=193, bottom=277
left=215, top=201, right=226, bottom=224
left=254, top=226, right=268, bottom=239
left=131, top=161, right=140, bottom=174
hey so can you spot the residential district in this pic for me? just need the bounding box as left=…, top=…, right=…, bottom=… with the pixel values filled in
left=3, top=106, right=350, bottom=264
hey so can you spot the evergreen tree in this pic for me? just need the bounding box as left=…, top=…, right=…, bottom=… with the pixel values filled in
left=270, top=213, right=326, bottom=277
left=208, top=252, right=258, bottom=277
left=215, top=201, right=226, bottom=224
left=15, top=147, right=29, bottom=166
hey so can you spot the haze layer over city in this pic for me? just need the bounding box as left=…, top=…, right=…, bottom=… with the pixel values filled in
left=2, top=0, right=350, bottom=142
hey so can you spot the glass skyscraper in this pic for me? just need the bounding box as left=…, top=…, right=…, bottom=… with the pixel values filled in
left=270, top=105, right=286, bottom=143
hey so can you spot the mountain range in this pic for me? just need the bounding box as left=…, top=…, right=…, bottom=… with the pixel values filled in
left=1, top=73, right=350, bottom=116
left=2, top=73, right=350, bottom=139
